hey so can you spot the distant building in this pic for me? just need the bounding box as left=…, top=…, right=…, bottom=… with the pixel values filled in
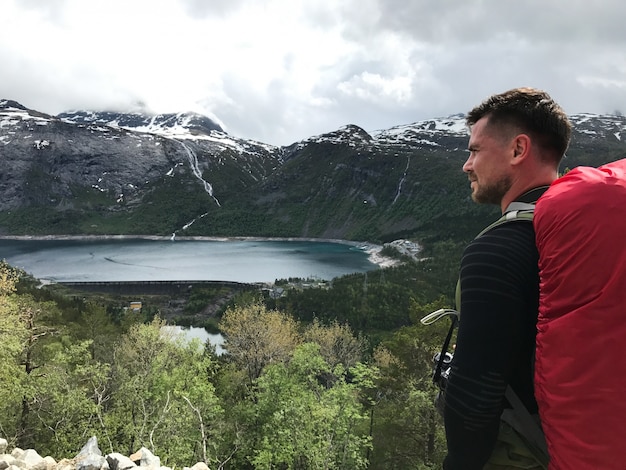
left=129, top=301, right=142, bottom=312
left=269, top=287, right=285, bottom=299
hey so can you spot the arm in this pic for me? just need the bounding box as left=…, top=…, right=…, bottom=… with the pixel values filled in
left=443, top=222, right=538, bottom=469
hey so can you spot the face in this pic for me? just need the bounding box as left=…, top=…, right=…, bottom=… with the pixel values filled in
left=463, top=117, right=514, bottom=205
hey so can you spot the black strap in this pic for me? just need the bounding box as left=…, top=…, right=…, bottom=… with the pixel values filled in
left=433, top=315, right=458, bottom=385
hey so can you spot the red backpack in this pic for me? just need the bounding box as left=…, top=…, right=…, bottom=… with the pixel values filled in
left=534, top=158, right=626, bottom=470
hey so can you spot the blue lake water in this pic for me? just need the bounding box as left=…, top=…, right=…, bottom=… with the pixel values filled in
left=0, top=238, right=379, bottom=283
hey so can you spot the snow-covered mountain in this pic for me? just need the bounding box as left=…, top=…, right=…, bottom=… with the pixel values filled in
left=0, top=98, right=281, bottom=203
left=1, top=98, right=624, bottom=240
left=299, top=112, right=626, bottom=150
left=58, top=109, right=225, bottom=136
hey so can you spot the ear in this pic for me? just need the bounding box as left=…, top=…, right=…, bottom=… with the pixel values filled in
left=510, top=134, right=531, bottom=166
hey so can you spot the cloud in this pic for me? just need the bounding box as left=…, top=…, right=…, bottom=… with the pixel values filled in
left=1, top=0, right=626, bottom=145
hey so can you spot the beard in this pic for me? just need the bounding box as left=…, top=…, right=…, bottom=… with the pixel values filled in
left=470, top=174, right=512, bottom=205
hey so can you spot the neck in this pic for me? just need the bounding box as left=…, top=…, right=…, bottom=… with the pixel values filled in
left=500, top=172, right=558, bottom=213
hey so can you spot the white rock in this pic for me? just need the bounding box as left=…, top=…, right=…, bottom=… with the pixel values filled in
left=129, top=448, right=159, bottom=469
left=17, top=449, right=46, bottom=470
left=105, top=453, right=136, bottom=470
left=55, top=458, right=77, bottom=470
left=42, top=456, right=56, bottom=470
left=0, top=454, right=17, bottom=470
left=190, top=463, right=209, bottom=470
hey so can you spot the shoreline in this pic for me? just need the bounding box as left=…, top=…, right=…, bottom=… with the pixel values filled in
left=0, top=234, right=401, bottom=269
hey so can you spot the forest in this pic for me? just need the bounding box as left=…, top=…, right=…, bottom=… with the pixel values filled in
left=0, top=237, right=461, bottom=470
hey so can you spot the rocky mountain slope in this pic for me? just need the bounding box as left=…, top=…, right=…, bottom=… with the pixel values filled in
left=1, top=99, right=625, bottom=243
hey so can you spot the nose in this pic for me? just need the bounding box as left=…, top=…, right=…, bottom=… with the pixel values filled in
left=462, top=154, right=473, bottom=173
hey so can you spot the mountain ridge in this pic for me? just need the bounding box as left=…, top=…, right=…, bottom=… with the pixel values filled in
left=1, top=98, right=625, bottom=244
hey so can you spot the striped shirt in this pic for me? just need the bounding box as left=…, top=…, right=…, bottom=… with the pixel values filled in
left=443, top=193, right=542, bottom=469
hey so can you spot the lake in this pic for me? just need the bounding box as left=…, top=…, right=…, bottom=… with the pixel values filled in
left=0, top=237, right=381, bottom=283
left=161, top=325, right=226, bottom=355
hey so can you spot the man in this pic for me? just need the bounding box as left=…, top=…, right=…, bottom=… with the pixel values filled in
left=443, top=88, right=572, bottom=469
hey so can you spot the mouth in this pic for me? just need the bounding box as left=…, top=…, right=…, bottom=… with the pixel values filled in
left=468, top=179, right=477, bottom=192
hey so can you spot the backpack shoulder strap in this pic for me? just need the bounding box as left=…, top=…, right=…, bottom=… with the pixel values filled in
left=475, top=202, right=536, bottom=239
left=502, top=387, right=550, bottom=468
left=456, top=203, right=536, bottom=308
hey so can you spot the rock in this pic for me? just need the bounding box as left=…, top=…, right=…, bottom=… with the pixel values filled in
left=76, top=457, right=108, bottom=470
left=0, top=441, right=7, bottom=454
left=0, top=454, right=16, bottom=470
left=76, top=437, right=102, bottom=458
left=129, top=448, right=159, bottom=469
left=0, top=440, right=188, bottom=470
left=105, top=453, right=136, bottom=470
left=42, top=456, right=56, bottom=470
left=55, top=458, right=77, bottom=470
left=17, top=449, right=46, bottom=470
left=75, top=437, right=107, bottom=470
left=189, top=463, right=209, bottom=470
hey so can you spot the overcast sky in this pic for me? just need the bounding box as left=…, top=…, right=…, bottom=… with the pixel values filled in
left=2, top=0, right=626, bottom=145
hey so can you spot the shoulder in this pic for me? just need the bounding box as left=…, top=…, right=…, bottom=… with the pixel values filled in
left=462, top=220, right=537, bottom=275
left=467, top=219, right=536, bottom=255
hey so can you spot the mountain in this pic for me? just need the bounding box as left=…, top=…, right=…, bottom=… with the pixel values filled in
left=1, top=99, right=625, bottom=244
left=57, top=109, right=225, bottom=136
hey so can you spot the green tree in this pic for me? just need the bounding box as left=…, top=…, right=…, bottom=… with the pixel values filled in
left=106, top=318, right=224, bottom=467
left=22, top=338, right=110, bottom=457
left=365, top=296, right=452, bottom=468
left=0, top=265, right=111, bottom=455
left=71, top=302, right=126, bottom=363
left=252, top=343, right=372, bottom=470
left=0, top=262, right=27, bottom=443
left=12, top=293, right=65, bottom=449
left=302, top=318, right=366, bottom=371
left=220, top=302, right=301, bottom=384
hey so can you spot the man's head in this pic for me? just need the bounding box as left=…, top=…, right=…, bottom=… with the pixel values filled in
left=463, top=88, right=572, bottom=210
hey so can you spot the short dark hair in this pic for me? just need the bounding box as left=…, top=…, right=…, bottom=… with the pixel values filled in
left=466, top=87, right=572, bottom=164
